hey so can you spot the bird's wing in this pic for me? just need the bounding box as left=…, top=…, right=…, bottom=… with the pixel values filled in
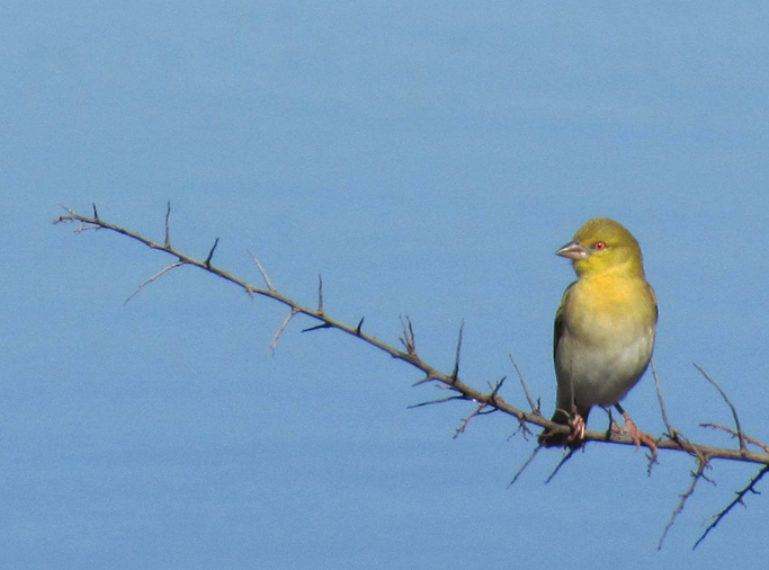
left=553, top=281, right=576, bottom=359
left=647, top=282, right=659, bottom=324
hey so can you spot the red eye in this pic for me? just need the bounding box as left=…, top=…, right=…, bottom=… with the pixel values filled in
left=593, top=241, right=607, bottom=250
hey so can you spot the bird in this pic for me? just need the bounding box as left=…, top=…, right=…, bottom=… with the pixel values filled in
left=538, top=218, right=658, bottom=449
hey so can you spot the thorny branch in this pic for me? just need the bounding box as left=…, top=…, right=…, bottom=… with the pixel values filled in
left=693, top=464, right=769, bottom=550
left=54, top=205, right=769, bottom=548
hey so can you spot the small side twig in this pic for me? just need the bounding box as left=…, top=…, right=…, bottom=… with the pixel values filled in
left=123, top=261, right=186, bottom=305
left=651, top=360, right=703, bottom=465
left=399, top=316, right=416, bottom=355
left=652, top=358, right=675, bottom=438
left=509, top=355, right=538, bottom=413
left=247, top=250, right=276, bottom=292
left=658, top=459, right=710, bottom=550
left=454, top=402, right=487, bottom=438
left=701, top=424, right=769, bottom=454
left=694, top=363, right=746, bottom=452
left=453, top=376, right=505, bottom=438
left=693, top=464, right=769, bottom=550
left=271, top=307, right=299, bottom=352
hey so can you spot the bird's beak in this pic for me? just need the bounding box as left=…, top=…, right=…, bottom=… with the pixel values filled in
left=556, top=240, right=588, bottom=260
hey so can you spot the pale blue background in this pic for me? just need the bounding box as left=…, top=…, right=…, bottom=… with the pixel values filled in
left=5, top=3, right=769, bottom=568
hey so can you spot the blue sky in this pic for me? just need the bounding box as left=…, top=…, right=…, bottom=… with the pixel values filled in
left=5, top=2, right=769, bottom=568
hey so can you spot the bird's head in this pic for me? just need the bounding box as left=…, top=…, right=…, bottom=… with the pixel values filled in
left=557, top=218, right=645, bottom=278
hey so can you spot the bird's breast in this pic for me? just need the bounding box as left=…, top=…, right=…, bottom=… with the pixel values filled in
left=564, top=274, right=656, bottom=344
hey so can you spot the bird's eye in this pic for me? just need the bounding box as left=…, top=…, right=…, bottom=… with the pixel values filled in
left=593, top=241, right=607, bottom=250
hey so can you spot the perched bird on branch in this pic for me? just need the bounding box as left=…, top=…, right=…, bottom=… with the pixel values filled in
left=538, top=218, right=658, bottom=449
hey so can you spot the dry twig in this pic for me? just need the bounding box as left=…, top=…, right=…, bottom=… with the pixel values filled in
left=510, top=355, right=539, bottom=414
left=52, top=206, right=769, bottom=464
left=694, top=363, right=746, bottom=452
left=658, top=459, right=711, bottom=550
left=694, top=465, right=769, bottom=550
left=54, top=205, right=769, bottom=549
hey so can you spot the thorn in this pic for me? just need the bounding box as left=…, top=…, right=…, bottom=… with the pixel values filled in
left=270, top=308, right=299, bottom=353
left=451, top=319, right=464, bottom=381
left=123, top=261, right=185, bottom=304
left=508, top=446, right=541, bottom=488
left=164, top=201, right=172, bottom=247
left=412, top=374, right=434, bottom=387
left=399, top=316, right=416, bottom=355
left=355, top=317, right=365, bottom=335
left=92, top=202, right=99, bottom=220
left=205, top=237, right=219, bottom=268
left=302, top=322, right=331, bottom=333
left=488, top=376, right=506, bottom=401
left=407, top=395, right=464, bottom=409
left=317, top=273, right=324, bottom=314
left=545, top=447, right=579, bottom=484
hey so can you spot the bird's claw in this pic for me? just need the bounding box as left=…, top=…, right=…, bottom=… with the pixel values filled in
left=568, top=412, right=586, bottom=445
left=619, top=412, right=658, bottom=454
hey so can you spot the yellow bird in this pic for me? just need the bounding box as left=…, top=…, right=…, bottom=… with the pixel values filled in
left=539, top=218, right=657, bottom=448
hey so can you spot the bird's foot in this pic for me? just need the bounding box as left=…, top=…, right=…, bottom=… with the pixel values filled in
left=619, top=412, right=658, bottom=454
left=538, top=408, right=586, bottom=448
left=568, top=412, right=586, bottom=446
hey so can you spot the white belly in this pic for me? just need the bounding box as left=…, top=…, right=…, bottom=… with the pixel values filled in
left=555, top=326, right=654, bottom=412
